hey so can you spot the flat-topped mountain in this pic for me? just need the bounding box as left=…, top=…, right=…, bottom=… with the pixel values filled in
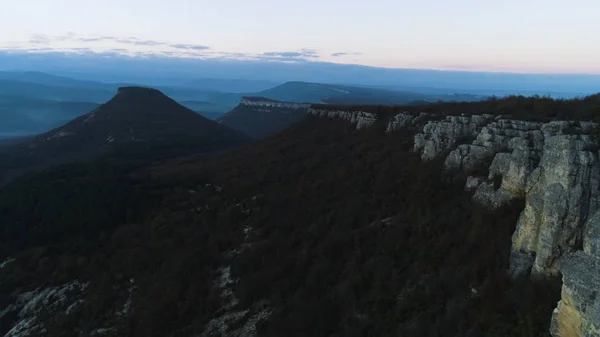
left=257, top=81, right=430, bottom=105
left=0, top=86, right=250, bottom=184
left=255, top=81, right=484, bottom=105
left=218, top=96, right=310, bottom=138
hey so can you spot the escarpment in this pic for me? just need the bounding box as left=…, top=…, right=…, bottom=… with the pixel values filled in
left=311, top=108, right=600, bottom=337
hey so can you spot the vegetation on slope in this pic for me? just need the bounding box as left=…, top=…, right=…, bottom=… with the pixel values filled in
left=316, top=93, right=600, bottom=122
left=218, top=103, right=308, bottom=139
left=0, top=106, right=563, bottom=336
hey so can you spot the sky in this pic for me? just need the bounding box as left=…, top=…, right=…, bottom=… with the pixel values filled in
left=1, top=0, right=600, bottom=74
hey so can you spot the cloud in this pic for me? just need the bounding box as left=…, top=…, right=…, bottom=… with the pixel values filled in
left=331, top=52, right=361, bottom=57
left=121, top=38, right=163, bottom=46
left=29, top=34, right=51, bottom=45
left=77, top=37, right=105, bottom=42
left=259, top=49, right=319, bottom=62
left=263, top=51, right=304, bottom=58
left=2, top=34, right=324, bottom=64
left=170, top=43, right=210, bottom=51
left=21, top=33, right=212, bottom=51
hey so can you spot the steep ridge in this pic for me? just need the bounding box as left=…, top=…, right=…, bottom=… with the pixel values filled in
left=218, top=97, right=310, bottom=138
left=1, top=97, right=577, bottom=337
left=0, top=86, right=250, bottom=185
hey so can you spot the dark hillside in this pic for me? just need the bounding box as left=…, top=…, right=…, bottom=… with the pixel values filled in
left=149, top=115, right=560, bottom=336
left=218, top=98, right=308, bottom=138
left=0, top=108, right=560, bottom=336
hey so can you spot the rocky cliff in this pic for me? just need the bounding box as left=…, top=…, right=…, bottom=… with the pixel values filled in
left=240, top=97, right=311, bottom=110
left=312, top=108, right=600, bottom=337
left=308, top=107, right=377, bottom=129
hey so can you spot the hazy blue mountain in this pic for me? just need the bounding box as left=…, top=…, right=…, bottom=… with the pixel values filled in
left=256, top=81, right=426, bottom=104
left=0, top=97, right=100, bottom=134
left=0, top=71, right=117, bottom=90
left=253, top=81, right=484, bottom=105
left=0, top=72, right=249, bottom=116
left=182, top=78, right=281, bottom=93
left=0, top=79, right=114, bottom=103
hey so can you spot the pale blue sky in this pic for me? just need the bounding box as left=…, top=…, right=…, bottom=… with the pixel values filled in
left=1, top=0, right=599, bottom=73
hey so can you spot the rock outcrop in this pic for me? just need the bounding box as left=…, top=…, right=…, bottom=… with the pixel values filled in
left=386, top=113, right=415, bottom=132
left=308, top=108, right=377, bottom=129
left=549, top=251, right=600, bottom=337
left=413, top=115, right=493, bottom=160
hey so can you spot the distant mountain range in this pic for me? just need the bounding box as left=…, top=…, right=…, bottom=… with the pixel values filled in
left=0, top=96, right=100, bottom=134
left=0, top=70, right=490, bottom=140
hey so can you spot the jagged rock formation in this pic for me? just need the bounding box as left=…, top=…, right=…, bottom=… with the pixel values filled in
left=550, top=251, right=600, bottom=337
left=310, top=108, right=600, bottom=337
left=308, top=108, right=377, bottom=129
left=413, top=115, right=494, bottom=160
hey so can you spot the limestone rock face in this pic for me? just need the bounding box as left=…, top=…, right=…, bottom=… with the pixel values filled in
left=511, top=135, right=600, bottom=276
left=308, top=108, right=377, bottom=129
left=550, top=251, right=600, bottom=337
left=584, top=211, right=600, bottom=258
left=386, top=113, right=415, bottom=132
left=413, top=115, right=492, bottom=160
left=444, top=144, right=495, bottom=172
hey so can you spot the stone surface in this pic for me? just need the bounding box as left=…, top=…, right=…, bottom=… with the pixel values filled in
left=550, top=251, right=600, bottom=337
left=585, top=211, right=600, bottom=258
left=465, top=176, right=484, bottom=192
left=413, top=115, right=492, bottom=160
left=510, top=135, right=600, bottom=276
left=308, top=108, right=378, bottom=129
left=386, top=113, right=415, bottom=132
left=444, top=144, right=495, bottom=172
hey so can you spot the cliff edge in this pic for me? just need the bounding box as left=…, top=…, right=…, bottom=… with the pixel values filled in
left=309, top=107, right=600, bottom=337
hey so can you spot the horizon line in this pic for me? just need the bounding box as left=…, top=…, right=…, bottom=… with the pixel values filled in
left=1, top=49, right=600, bottom=77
